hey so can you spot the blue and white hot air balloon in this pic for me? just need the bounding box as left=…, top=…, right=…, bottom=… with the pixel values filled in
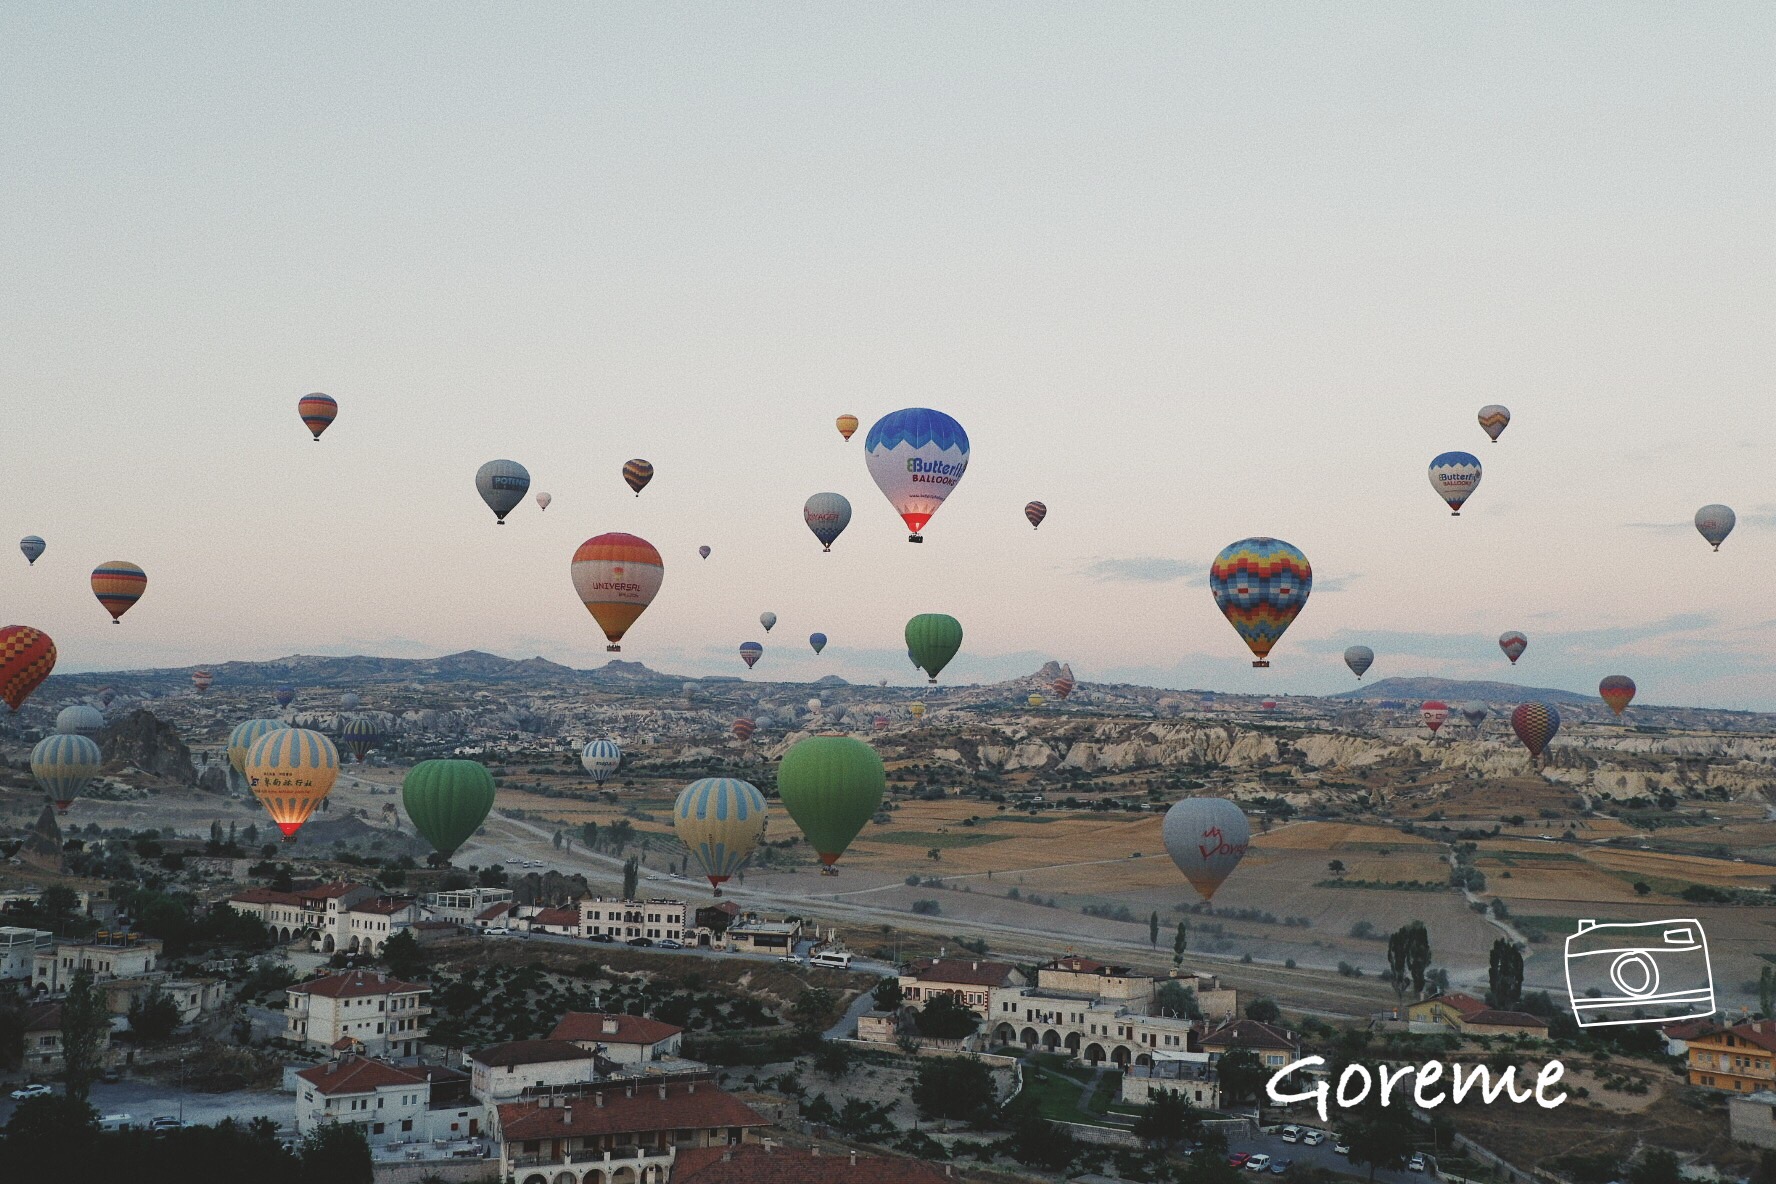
left=1428, top=452, right=1482, bottom=515
left=673, top=777, right=769, bottom=894
left=580, top=739, right=622, bottom=785
left=803, top=493, right=853, bottom=552
left=55, top=705, right=105, bottom=738
left=865, top=408, right=970, bottom=542
left=32, top=733, right=102, bottom=814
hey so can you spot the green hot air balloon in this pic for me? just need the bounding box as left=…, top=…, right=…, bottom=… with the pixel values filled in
left=402, top=759, right=495, bottom=860
left=777, top=735, right=885, bottom=874
left=905, top=613, right=962, bottom=684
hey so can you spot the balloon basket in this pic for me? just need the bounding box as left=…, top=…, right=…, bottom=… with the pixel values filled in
left=607, top=645, right=620, bottom=652
left=908, top=535, right=923, bottom=543
left=1252, top=661, right=1269, bottom=668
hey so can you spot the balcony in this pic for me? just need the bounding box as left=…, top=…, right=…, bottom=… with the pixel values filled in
left=511, top=1146, right=675, bottom=1170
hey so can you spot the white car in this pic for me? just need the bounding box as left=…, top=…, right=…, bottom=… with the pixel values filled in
left=1279, top=1126, right=1300, bottom=1143
left=9, top=1083, right=52, bottom=1101
left=484, top=926, right=510, bottom=936
left=778, top=954, right=804, bottom=965
left=1408, top=1154, right=1427, bottom=1172
left=1301, top=1130, right=1325, bottom=1146
left=1246, top=1154, right=1271, bottom=1171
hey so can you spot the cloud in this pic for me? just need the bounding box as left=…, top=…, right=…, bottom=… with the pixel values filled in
left=1080, top=557, right=1206, bottom=583
left=1314, top=573, right=1360, bottom=593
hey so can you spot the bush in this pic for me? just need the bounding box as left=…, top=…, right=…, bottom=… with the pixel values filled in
left=910, top=900, right=941, bottom=916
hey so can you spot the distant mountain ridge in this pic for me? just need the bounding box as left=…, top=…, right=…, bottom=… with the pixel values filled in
left=44, top=650, right=685, bottom=691
left=1329, top=676, right=1594, bottom=705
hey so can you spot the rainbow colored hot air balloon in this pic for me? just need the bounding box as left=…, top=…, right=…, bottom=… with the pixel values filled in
left=19, top=536, right=44, bottom=566
left=0, top=627, right=57, bottom=713
left=675, top=777, right=769, bottom=894
left=581, top=739, right=622, bottom=785
left=906, top=614, right=962, bottom=684
left=836, top=414, right=859, bottom=441
left=1499, top=632, right=1528, bottom=665
left=804, top=493, right=852, bottom=552
left=1052, top=665, right=1076, bottom=700
left=1025, top=501, right=1047, bottom=529
left=1209, top=538, right=1312, bottom=668
left=403, top=759, right=495, bottom=860
left=475, top=459, right=531, bottom=524
left=732, top=718, right=756, bottom=742
left=1478, top=404, right=1511, bottom=443
left=1696, top=504, right=1736, bottom=551
left=191, top=670, right=212, bottom=693
left=298, top=393, right=337, bottom=441
left=1428, top=452, right=1483, bottom=515
left=571, top=533, right=664, bottom=652
left=1163, top=797, right=1250, bottom=902
left=865, top=408, right=970, bottom=543
left=622, top=459, right=654, bottom=496
left=1511, top=702, right=1560, bottom=762
left=1421, top=701, right=1450, bottom=734
left=32, top=733, right=101, bottom=814
left=274, top=685, right=296, bottom=709
left=246, top=728, right=339, bottom=841
left=1344, top=645, right=1374, bottom=680
left=739, top=642, right=763, bottom=669
left=91, top=561, right=146, bottom=624
left=340, top=716, right=381, bottom=762
left=1599, top=675, right=1637, bottom=717
left=228, top=718, right=289, bottom=774
left=777, top=735, right=886, bottom=873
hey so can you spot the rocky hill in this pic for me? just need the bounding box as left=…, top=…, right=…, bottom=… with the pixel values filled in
left=100, top=710, right=198, bottom=786
left=1330, top=676, right=1595, bottom=705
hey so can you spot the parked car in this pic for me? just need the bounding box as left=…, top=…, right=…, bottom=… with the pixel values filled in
left=484, top=926, right=510, bottom=936
left=1269, top=1159, right=1291, bottom=1175
left=1408, top=1154, right=1427, bottom=1172
left=1246, top=1155, right=1271, bottom=1171
left=149, top=1116, right=186, bottom=1134
left=1301, top=1130, right=1324, bottom=1146
left=1226, top=1154, right=1250, bottom=1169
left=1280, top=1126, right=1300, bottom=1143
left=9, top=1084, right=51, bottom=1101
left=589, top=933, right=614, bottom=943
left=778, top=954, right=804, bottom=965
left=98, top=1114, right=135, bottom=1132
left=627, top=937, right=653, bottom=947
left=1333, top=1140, right=1350, bottom=1156
left=99, top=1069, right=122, bottom=1084
left=658, top=939, right=683, bottom=949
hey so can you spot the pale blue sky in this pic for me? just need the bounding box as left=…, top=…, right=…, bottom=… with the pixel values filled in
left=3, top=4, right=1773, bottom=706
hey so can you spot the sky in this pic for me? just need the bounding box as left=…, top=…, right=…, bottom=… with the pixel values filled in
left=3, top=4, right=1774, bottom=707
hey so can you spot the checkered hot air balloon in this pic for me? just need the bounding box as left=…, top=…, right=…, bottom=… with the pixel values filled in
left=1511, top=702, right=1561, bottom=762
left=1209, top=538, right=1312, bottom=668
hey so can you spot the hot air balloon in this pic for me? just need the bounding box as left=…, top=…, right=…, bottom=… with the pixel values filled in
left=1599, top=675, right=1637, bottom=717
left=1209, top=538, right=1312, bottom=668
left=298, top=393, right=337, bottom=441
left=1028, top=693, right=1045, bottom=708
left=809, top=633, right=827, bottom=655
left=1461, top=702, right=1488, bottom=727
left=807, top=697, right=822, bottom=714
left=740, top=642, right=763, bottom=669
left=836, top=414, right=859, bottom=441
left=1162, top=798, right=1250, bottom=902
left=804, top=493, right=852, bottom=552
left=1344, top=646, right=1374, bottom=680
left=865, top=408, right=970, bottom=542
left=228, top=718, right=289, bottom=774
left=760, top=612, right=777, bottom=633
left=909, top=702, right=926, bottom=720
left=402, top=759, right=495, bottom=860
left=1261, top=700, right=1277, bottom=712
left=699, top=546, right=711, bottom=559
left=1498, top=632, right=1528, bottom=665
left=1052, top=665, right=1076, bottom=700
left=1478, top=405, right=1511, bottom=443
left=1511, top=702, right=1561, bottom=761
left=571, top=533, right=664, bottom=652
left=340, top=692, right=361, bottom=711
left=91, top=561, right=146, bottom=624
left=535, top=491, right=552, bottom=512
left=340, top=717, right=382, bottom=762
left=1025, top=501, right=1047, bottom=529
left=245, top=728, right=339, bottom=841
left=19, top=536, right=44, bottom=566
left=675, top=778, right=769, bottom=895
left=55, top=705, right=104, bottom=738
left=274, top=685, right=296, bottom=709
left=191, top=670, right=213, bottom=693
left=622, top=459, right=654, bottom=495
left=732, top=718, right=756, bottom=742
left=32, top=733, right=101, bottom=814
left=1696, top=504, right=1736, bottom=551
left=873, top=715, right=889, bottom=731
left=1428, top=452, right=1482, bottom=515
left=906, top=614, right=962, bottom=684
left=777, top=735, right=885, bottom=873
left=1421, top=701, right=1450, bottom=734
left=475, top=459, right=531, bottom=524
left=581, top=739, right=622, bottom=785
left=98, top=687, right=114, bottom=708
left=0, top=626, right=56, bottom=712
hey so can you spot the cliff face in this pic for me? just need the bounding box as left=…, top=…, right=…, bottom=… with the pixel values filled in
left=100, top=709, right=198, bottom=786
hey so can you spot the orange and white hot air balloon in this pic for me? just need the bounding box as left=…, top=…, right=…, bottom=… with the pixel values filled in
left=836, top=414, right=859, bottom=441
left=571, top=533, right=664, bottom=652
left=91, top=561, right=146, bottom=624
left=245, top=727, right=339, bottom=841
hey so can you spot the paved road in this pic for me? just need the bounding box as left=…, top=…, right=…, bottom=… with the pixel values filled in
left=0, top=1078, right=292, bottom=1131
left=482, top=929, right=896, bottom=979
left=1225, top=1129, right=1429, bottom=1184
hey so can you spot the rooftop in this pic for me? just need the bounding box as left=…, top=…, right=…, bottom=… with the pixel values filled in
left=1201, top=1019, right=1298, bottom=1052
left=297, top=1055, right=430, bottom=1097
left=469, top=1039, right=596, bottom=1069
left=351, top=897, right=415, bottom=916
left=674, top=1143, right=954, bottom=1184
left=496, top=1082, right=765, bottom=1142
left=551, top=1012, right=683, bottom=1047
left=1464, top=1009, right=1548, bottom=1029
left=1423, top=992, right=1489, bottom=1019
left=290, top=969, right=429, bottom=999
left=904, top=958, right=1019, bottom=988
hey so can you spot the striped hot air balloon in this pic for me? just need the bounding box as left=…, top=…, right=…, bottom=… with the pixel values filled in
left=1478, top=404, right=1511, bottom=442
left=674, top=777, right=769, bottom=894
left=1051, top=665, right=1076, bottom=700
left=91, top=561, right=146, bottom=623
left=581, top=739, right=622, bottom=785
left=245, top=728, right=340, bottom=840
left=872, top=715, right=889, bottom=731
left=341, top=716, right=382, bottom=762
left=298, top=393, right=338, bottom=440
left=228, top=718, right=290, bottom=774
left=31, top=733, right=102, bottom=814
left=836, top=414, right=859, bottom=441
left=55, top=705, right=104, bottom=738
left=191, top=670, right=213, bottom=693
left=1209, top=538, right=1312, bottom=668
left=1421, top=701, right=1450, bottom=734
left=739, top=642, right=763, bottom=669
left=731, top=718, right=756, bottom=742
left=1511, top=702, right=1561, bottom=762
left=1599, top=675, right=1637, bottom=717
left=622, top=459, right=654, bottom=495
left=1498, top=632, right=1528, bottom=665
left=0, top=627, right=56, bottom=712
left=571, top=533, right=664, bottom=652
left=1025, top=501, right=1047, bottom=529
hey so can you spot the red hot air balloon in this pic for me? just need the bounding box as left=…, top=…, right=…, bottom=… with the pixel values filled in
left=732, top=718, right=756, bottom=742
left=1261, top=699, right=1277, bottom=712
left=1498, top=632, right=1528, bottom=665
left=1421, top=701, right=1450, bottom=734
left=1511, top=702, right=1561, bottom=762
left=191, top=670, right=213, bottom=693
left=0, top=626, right=57, bottom=712
left=1599, top=676, right=1637, bottom=717
left=873, top=715, right=889, bottom=731
left=298, top=393, right=338, bottom=441
left=1025, top=501, right=1047, bottom=529
left=1051, top=665, right=1076, bottom=700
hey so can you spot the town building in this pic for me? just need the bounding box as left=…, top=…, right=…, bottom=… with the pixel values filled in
left=672, top=1142, right=956, bottom=1184
left=467, top=1040, right=605, bottom=1102
left=899, top=959, right=1028, bottom=1018
left=1405, top=993, right=1548, bottom=1038
left=550, top=1012, right=685, bottom=1065
left=0, top=926, right=53, bottom=981
left=1662, top=1017, right=1717, bottom=1057
left=422, top=886, right=515, bottom=925
left=578, top=897, right=695, bottom=943
left=1038, top=956, right=1153, bottom=1009
left=101, top=976, right=227, bottom=1023
left=519, top=904, right=584, bottom=937
left=495, top=1079, right=769, bottom=1184
left=226, top=882, right=375, bottom=949
left=1689, top=1022, right=1776, bottom=1093
left=19, top=1000, right=111, bottom=1073
left=285, top=969, right=431, bottom=1057
left=1729, top=1090, right=1776, bottom=1150
left=722, top=916, right=801, bottom=955
left=294, top=1055, right=482, bottom=1147
left=32, top=933, right=162, bottom=994
left=1200, top=1020, right=1301, bottom=1072
left=1119, top=1061, right=1222, bottom=1109
left=857, top=1011, right=899, bottom=1045
left=346, top=897, right=420, bottom=954
left=991, top=991, right=1198, bottom=1067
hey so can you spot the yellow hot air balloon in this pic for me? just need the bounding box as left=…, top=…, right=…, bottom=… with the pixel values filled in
left=908, top=702, right=926, bottom=720
left=228, top=718, right=290, bottom=774
left=1027, top=693, right=1045, bottom=708
left=836, top=414, right=859, bottom=441
left=673, top=778, right=769, bottom=895
left=245, top=728, right=339, bottom=841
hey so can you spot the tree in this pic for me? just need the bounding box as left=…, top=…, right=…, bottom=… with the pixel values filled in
left=581, top=821, right=599, bottom=850
left=812, top=1039, right=853, bottom=1077
left=1628, top=1149, right=1681, bottom=1184
left=1761, top=965, right=1775, bottom=1019
left=1155, top=980, right=1201, bottom=1019
left=1488, top=938, right=1524, bottom=1010
left=60, top=968, right=108, bottom=1102
left=37, top=885, right=82, bottom=930
left=622, top=856, right=640, bottom=901
left=1328, top=859, right=1346, bottom=876
left=791, top=987, right=835, bottom=1030
left=1172, top=921, right=1188, bottom=966
left=2, top=1093, right=96, bottom=1140
left=998, top=1091, right=1079, bottom=1171
left=1216, top=1047, right=1265, bottom=1104
left=1131, top=1087, right=1204, bottom=1154
left=1245, top=998, right=1281, bottom=1024
left=301, top=1119, right=373, bottom=1184
left=913, top=994, right=980, bottom=1041
left=1424, top=968, right=1450, bottom=997
left=0, top=1003, right=24, bottom=1072
left=872, top=977, right=904, bottom=1011
left=380, top=930, right=424, bottom=981
left=913, top=1057, right=996, bottom=1120
left=1633, top=881, right=1651, bottom=896
left=1386, top=921, right=1432, bottom=1001
left=1149, top=910, right=1160, bottom=947
left=1341, top=1097, right=1416, bottom=1183
left=552, top=830, right=562, bottom=850
left=127, top=985, right=181, bottom=1042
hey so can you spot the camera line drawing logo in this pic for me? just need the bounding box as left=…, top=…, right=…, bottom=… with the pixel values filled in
left=1563, top=918, right=1715, bottom=1029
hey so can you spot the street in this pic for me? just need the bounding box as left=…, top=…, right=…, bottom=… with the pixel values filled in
left=0, top=1078, right=293, bottom=1132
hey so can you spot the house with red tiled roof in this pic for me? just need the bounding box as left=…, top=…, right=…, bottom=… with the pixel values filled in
left=898, top=958, right=1026, bottom=1019
left=1405, top=992, right=1547, bottom=1037
left=522, top=905, right=583, bottom=937
left=673, top=1142, right=956, bottom=1184
left=285, top=969, right=431, bottom=1057
left=19, top=1000, right=112, bottom=1073
left=1200, top=1019, right=1301, bottom=1070
left=293, top=1055, right=481, bottom=1149
left=550, top=1012, right=684, bottom=1065
left=1406, top=992, right=1488, bottom=1029
left=227, top=881, right=375, bottom=951
left=494, top=1080, right=767, bottom=1184
left=1662, top=1016, right=1718, bottom=1056
left=468, top=1039, right=606, bottom=1103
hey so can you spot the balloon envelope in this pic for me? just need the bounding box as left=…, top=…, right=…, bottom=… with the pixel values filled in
left=836, top=414, right=859, bottom=441
left=1498, top=632, right=1528, bottom=665
left=246, top=728, right=339, bottom=840
left=340, top=692, right=361, bottom=711
left=403, top=759, right=495, bottom=859
left=698, top=546, right=711, bottom=559
left=1599, top=675, right=1637, bottom=717
left=732, top=718, right=756, bottom=741
left=776, top=735, right=886, bottom=867
left=571, top=533, right=664, bottom=651
left=675, top=778, right=769, bottom=890
left=909, top=702, right=926, bottom=719
left=1344, top=646, right=1374, bottom=679
left=91, top=561, right=146, bottom=623
left=1163, top=798, right=1250, bottom=902
left=1052, top=665, right=1076, bottom=700
left=1028, top=693, right=1045, bottom=708
left=803, top=493, right=852, bottom=551
left=623, top=459, right=654, bottom=495
left=32, top=733, right=101, bottom=812
left=0, top=626, right=56, bottom=712
left=1511, top=702, right=1561, bottom=759
left=1461, top=702, right=1488, bottom=726
left=298, top=393, right=337, bottom=440
left=229, top=718, right=290, bottom=774
left=55, top=705, right=104, bottom=738
left=581, top=739, right=622, bottom=784
left=809, top=633, right=827, bottom=654
left=1696, top=504, right=1735, bottom=550
left=1421, top=701, right=1450, bottom=733
left=475, top=459, right=531, bottom=523
left=19, top=536, right=44, bottom=566
left=1025, top=501, right=1047, bottom=529
left=1478, top=404, right=1511, bottom=442
left=535, top=491, right=551, bottom=511
left=1209, top=538, right=1312, bottom=667
left=1428, top=451, right=1482, bottom=514
left=740, top=642, right=763, bottom=669
left=906, top=614, right=963, bottom=683
left=759, top=612, right=777, bottom=632
left=191, top=670, right=213, bottom=692
left=274, top=685, right=296, bottom=709
left=865, top=408, right=970, bottom=541
left=341, top=717, right=382, bottom=762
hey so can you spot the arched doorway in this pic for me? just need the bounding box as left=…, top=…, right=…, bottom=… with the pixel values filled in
left=1064, top=1032, right=1082, bottom=1055
left=553, top=1172, right=576, bottom=1184
left=995, top=1023, right=1016, bottom=1045
left=322, top=934, right=336, bottom=952
left=1111, top=1045, right=1132, bottom=1068
left=1041, top=1029, right=1061, bottom=1051
left=1019, top=1027, right=1039, bottom=1048
left=1084, top=1043, right=1107, bottom=1065
left=1136, top=1053, right=1152, bottom=1067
